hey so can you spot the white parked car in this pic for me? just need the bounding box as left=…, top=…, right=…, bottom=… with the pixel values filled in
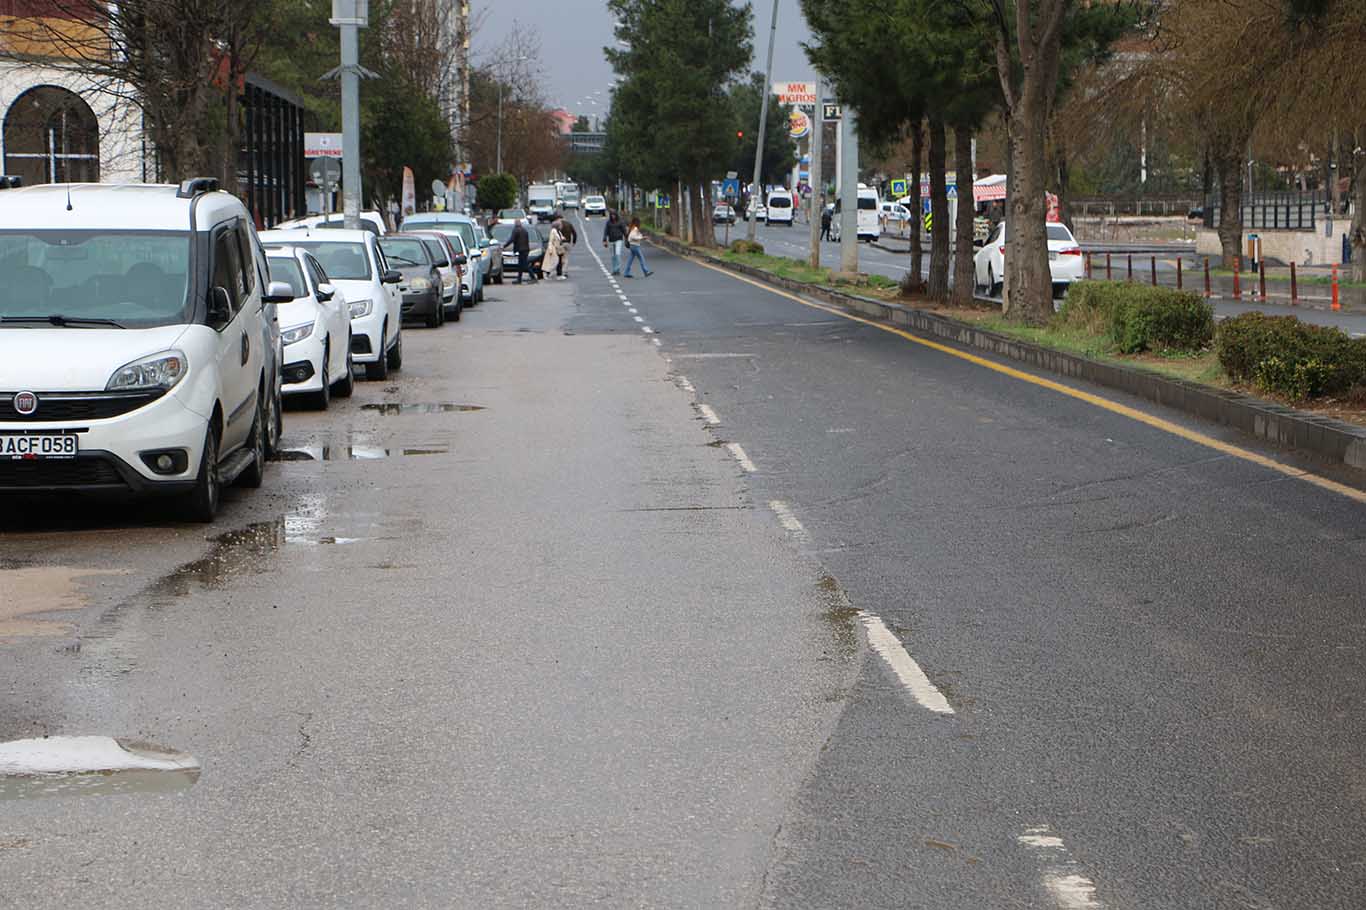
left=748, top=202, right=768, bottom=222
left=274, top=211, right=388, bottom=236
left=765, top=191, right=794, bottom=225
left=260, top=228, right=403, bottom=381
left=880, top=201, right=913, bottom=228
left=265, top=246, right=354, bottom=408
left=583, top=195, right=607, bottom=216
left=0, top=178, right=285, bottom=521
left=973, top=221, right=1085, bottom=297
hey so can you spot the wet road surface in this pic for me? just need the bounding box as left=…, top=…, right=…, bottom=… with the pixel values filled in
left=2, top=221, right=1365, bottom=907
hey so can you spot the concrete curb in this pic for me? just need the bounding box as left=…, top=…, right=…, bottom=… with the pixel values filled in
left=648, top=232, right=1366, bottom=473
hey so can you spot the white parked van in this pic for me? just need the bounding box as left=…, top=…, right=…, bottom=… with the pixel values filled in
left=528, top=184, right=558, bottom=222
left=0, top=178, right=287, bottom=521
left=857, top=185, right=881, bottom=242
left=765, top=190, right=795, bottom=226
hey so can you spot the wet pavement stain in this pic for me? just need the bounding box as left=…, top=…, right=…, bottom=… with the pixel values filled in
left=0, top=567, right=126, bottom=640
left=360, top=403, right=486, bottom=415
left=815, top=573, right=861, bottom=660
left=0, top=736, right=200, bottom=800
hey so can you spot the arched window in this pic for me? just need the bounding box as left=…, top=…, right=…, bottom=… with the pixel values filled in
left=3, top=85, right=100, bottom=185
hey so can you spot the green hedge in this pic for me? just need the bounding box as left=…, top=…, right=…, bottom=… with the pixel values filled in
left=730, top=239, right=765, bottom=255
left=1216, top=312, right=1366, bottom=399
left=1060, top=281, right=1214, bottom=354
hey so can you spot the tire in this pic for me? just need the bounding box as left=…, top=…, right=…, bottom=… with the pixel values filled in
left=988, top=264, right=1001, bottom=297
left=449, top=297, right=462, bottom=321
left=263, top=379, right=282, bottom=459
left=238, top=396, right=266, bottom=489
left=314, top=349, right=331, bottom=410
left=333, top=342, right=355, bottom=398
left=476, top=283, right=485, bottom=303
left=493, top=268, right=503, bottom=285
left=387, top=330, right=403, bottom=371
left=426, top=305, right=442, bottom=328
left=180, top=424, right=221, bottom=523
left=365, top=325, right=389, bottom=380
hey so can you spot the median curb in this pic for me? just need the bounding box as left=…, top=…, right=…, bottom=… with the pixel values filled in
left=648, top=232, right=1366, bottom=474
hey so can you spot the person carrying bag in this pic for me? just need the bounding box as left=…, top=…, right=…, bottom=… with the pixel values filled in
left=622, top=218, right=652, bottom=278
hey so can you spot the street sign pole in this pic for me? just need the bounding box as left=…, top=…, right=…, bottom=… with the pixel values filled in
left=330, top=1, right=368, bottom=231
left=747, top=0, right=779, bottom=243
left=840, top=106, right=859, bottom=274
left=808, top=77, right=823, bottom=270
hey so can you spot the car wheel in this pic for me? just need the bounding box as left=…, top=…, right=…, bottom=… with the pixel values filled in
left=365, top=325, right=389, bottom=380
left=451, top=297, right=463, bottom=321
left=263, top=380, right=282, bottom=459
left=387, top=331, right=403, bottom=371
left=426, top=304, right=442, bottom=328
left=988, top=264, right=1001, bottom=297
left=314, top=349, right=331, bottom=410
left=333, top=342, right=355, bottom=398
left=180, top=424, right=221, bottom=523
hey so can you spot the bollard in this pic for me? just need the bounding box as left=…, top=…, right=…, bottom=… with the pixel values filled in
left=1106, top=253, right=1112, bottom=280
left=1177, top=258, right=1183, bottom=290
left=1332, top=263, right=1340, bottom=311
left=1085, top=252, right=1092, bottom=280
left=1203, top=257, right=1211, bottom=298
left=1290, top=261, right=1298, bottom=305
left=1127, top=253, right=1133, bottom=282
left=1258, top=259, right=1266, bottom=301
left=1233, top=257, right=1241, bottom=300
left=1150, top=256, right=1157, bottom=286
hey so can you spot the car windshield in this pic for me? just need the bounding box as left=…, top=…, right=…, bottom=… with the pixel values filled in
left=267, top=256, right=308, bottom=297
left=500, top=209, right=526, bottom=220
left=0, top=230, right=191, bottom=327
left=1047, top=224, right=1075, bottom=242
left=587, top=197, right=604, bottom=204
left=378, top=238, right=430, bottom=267
left=286, top=241, right=372, bottom=280
left=420, top=239, right=449, bottom=265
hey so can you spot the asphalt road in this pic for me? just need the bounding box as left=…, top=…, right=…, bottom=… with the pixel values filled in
left=2, top=219, right=1365, bottom=907
left=723, top=218, right=1366, bottom=336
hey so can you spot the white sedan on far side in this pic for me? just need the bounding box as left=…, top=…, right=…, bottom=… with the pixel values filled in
left=265, top=246, right=354, bottom=409
left=974, top=221, right=1085, bottom=297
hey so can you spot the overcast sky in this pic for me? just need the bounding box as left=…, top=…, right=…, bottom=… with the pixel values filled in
left=472, top=0, right=817, bottom=120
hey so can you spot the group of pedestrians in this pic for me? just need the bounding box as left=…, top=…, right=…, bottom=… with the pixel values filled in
left=504, top=209, right=653, bottom=285
left=602, top=211, right=652, bottom=278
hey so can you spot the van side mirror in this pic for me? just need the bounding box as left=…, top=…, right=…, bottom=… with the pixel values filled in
left=208, top=286, right=233, bottom=326
left=262, top=280, right=295, bottom=304
left=381, top=269, right=402, bottom=284
left=316, top=282, right=336, bottom=302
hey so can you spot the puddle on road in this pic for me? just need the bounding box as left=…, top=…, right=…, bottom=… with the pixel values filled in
left=0, top=567, right=125, bottom=640
left=360, top=403, right=485, bottom=416
left=271, top=444, right=449, bottom=462
left=0, top=736, right=199, bottom=800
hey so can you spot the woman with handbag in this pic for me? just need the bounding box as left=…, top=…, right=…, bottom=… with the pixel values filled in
left=622, top=217, right=652, bottom=278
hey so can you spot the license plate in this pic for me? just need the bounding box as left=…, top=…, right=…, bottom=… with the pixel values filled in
left=0, top=434, right=78, bottom=460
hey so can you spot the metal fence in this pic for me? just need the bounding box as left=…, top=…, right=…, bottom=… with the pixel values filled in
left=1207, top=191, right=1325, bottom=232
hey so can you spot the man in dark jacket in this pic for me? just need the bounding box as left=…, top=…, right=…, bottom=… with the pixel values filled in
left=509, top=219, right=536, bottom=284
left=603, top=211, right=626, bottom=275
left=556, top=217, right=578, bottom=279
left=820, top=203, right=833, bottom=241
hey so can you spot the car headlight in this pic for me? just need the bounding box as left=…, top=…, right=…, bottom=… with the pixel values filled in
left=443, top=274, right=457, bottom=288
left=349, top=298, right=374, bottom=318
left=106, top=350, right=187, bottom=392
left=281, top=321, right=315, bottom=345
left=410, top=277, right=432, bottom=291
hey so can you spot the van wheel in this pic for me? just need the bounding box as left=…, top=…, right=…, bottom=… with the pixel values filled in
left=365, top=325, right=389, bottom=380
left=180, top=425, right=221, bottom=523
left=264, top=382, right=282, bottom=458
left=238, top=397, right=266, bottom=489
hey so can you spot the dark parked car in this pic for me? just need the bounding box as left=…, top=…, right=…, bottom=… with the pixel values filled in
left=490, top=222, right=544, bottom=278
left=378, top=234, right=445, bottom=328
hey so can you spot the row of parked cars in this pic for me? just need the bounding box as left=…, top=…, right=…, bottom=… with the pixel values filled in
left=0, top=177, right=509, bottom=522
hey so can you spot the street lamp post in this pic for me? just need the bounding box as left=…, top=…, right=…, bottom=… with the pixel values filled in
left=747, top=0, right=779, bottom=243
left=329, top=0, right=369, bottom=230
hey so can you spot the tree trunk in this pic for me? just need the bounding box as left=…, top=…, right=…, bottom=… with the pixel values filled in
left=1213, top=145, right=1244, bottom=270
left=692, top=181, right=713, bottom=248
left=927, top=116, right=950, bottom=299
left=952, top=126, right=975, bottom=305
left=1001, top=96, right=1053, bottom=323
left=1350, top=145, right=1366, bottom=282
left=910, top=119, right=924, bottom=283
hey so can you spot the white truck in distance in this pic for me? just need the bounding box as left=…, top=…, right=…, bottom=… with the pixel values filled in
left=557, top=182, right=580, bottom=210
left=528, top=184, right=558, bottom=222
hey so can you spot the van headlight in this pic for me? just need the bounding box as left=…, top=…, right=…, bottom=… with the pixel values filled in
left=349, top=298, right=374, bottom=318
left=281, top=321, right=315, bottom=345
left=107, top=350, right=187, bottom=392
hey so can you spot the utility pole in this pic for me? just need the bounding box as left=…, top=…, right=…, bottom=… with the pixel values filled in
left=808, top=78, right=824, bottom=269
left=330, top=0, right=368, bottom=231
left=839, top=105, right=858, bottom=274
left=747, top=0, right=779, bottom=242
left=497, top=82, right=505, bottom=174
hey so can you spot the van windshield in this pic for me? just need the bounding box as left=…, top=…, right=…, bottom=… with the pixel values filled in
left=769, top=197, right=791, bottom=208
left=0, top=230, right=191, bottom=327
left=857, top=197, right=877, bottom=210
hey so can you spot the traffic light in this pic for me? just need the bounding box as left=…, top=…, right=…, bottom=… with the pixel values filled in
left=737, top=130, right=744, bottom=139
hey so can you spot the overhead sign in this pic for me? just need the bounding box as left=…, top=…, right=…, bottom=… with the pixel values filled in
left=822, top=103, right=843, bottom=122
left=773, top=81, right=817, bottom=107
left=788, top=109, right=811, bottom=140
left=305, top=132, right=343, bottom=159
left=889, top=178, right=908, bottom=198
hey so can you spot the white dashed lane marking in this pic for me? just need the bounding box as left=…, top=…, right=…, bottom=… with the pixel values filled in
left=1017, top=826, right=1103, bottom=909
left=725, top=442, right=757, bottom=473
left=767, top=500, right=808, bottom=542
left=860, top=613, right=955, bottom=714
left=697, top=404, right=720, bottom=425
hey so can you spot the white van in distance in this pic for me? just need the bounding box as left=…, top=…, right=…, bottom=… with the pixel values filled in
left=765, top=189, right=795, bottom=226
